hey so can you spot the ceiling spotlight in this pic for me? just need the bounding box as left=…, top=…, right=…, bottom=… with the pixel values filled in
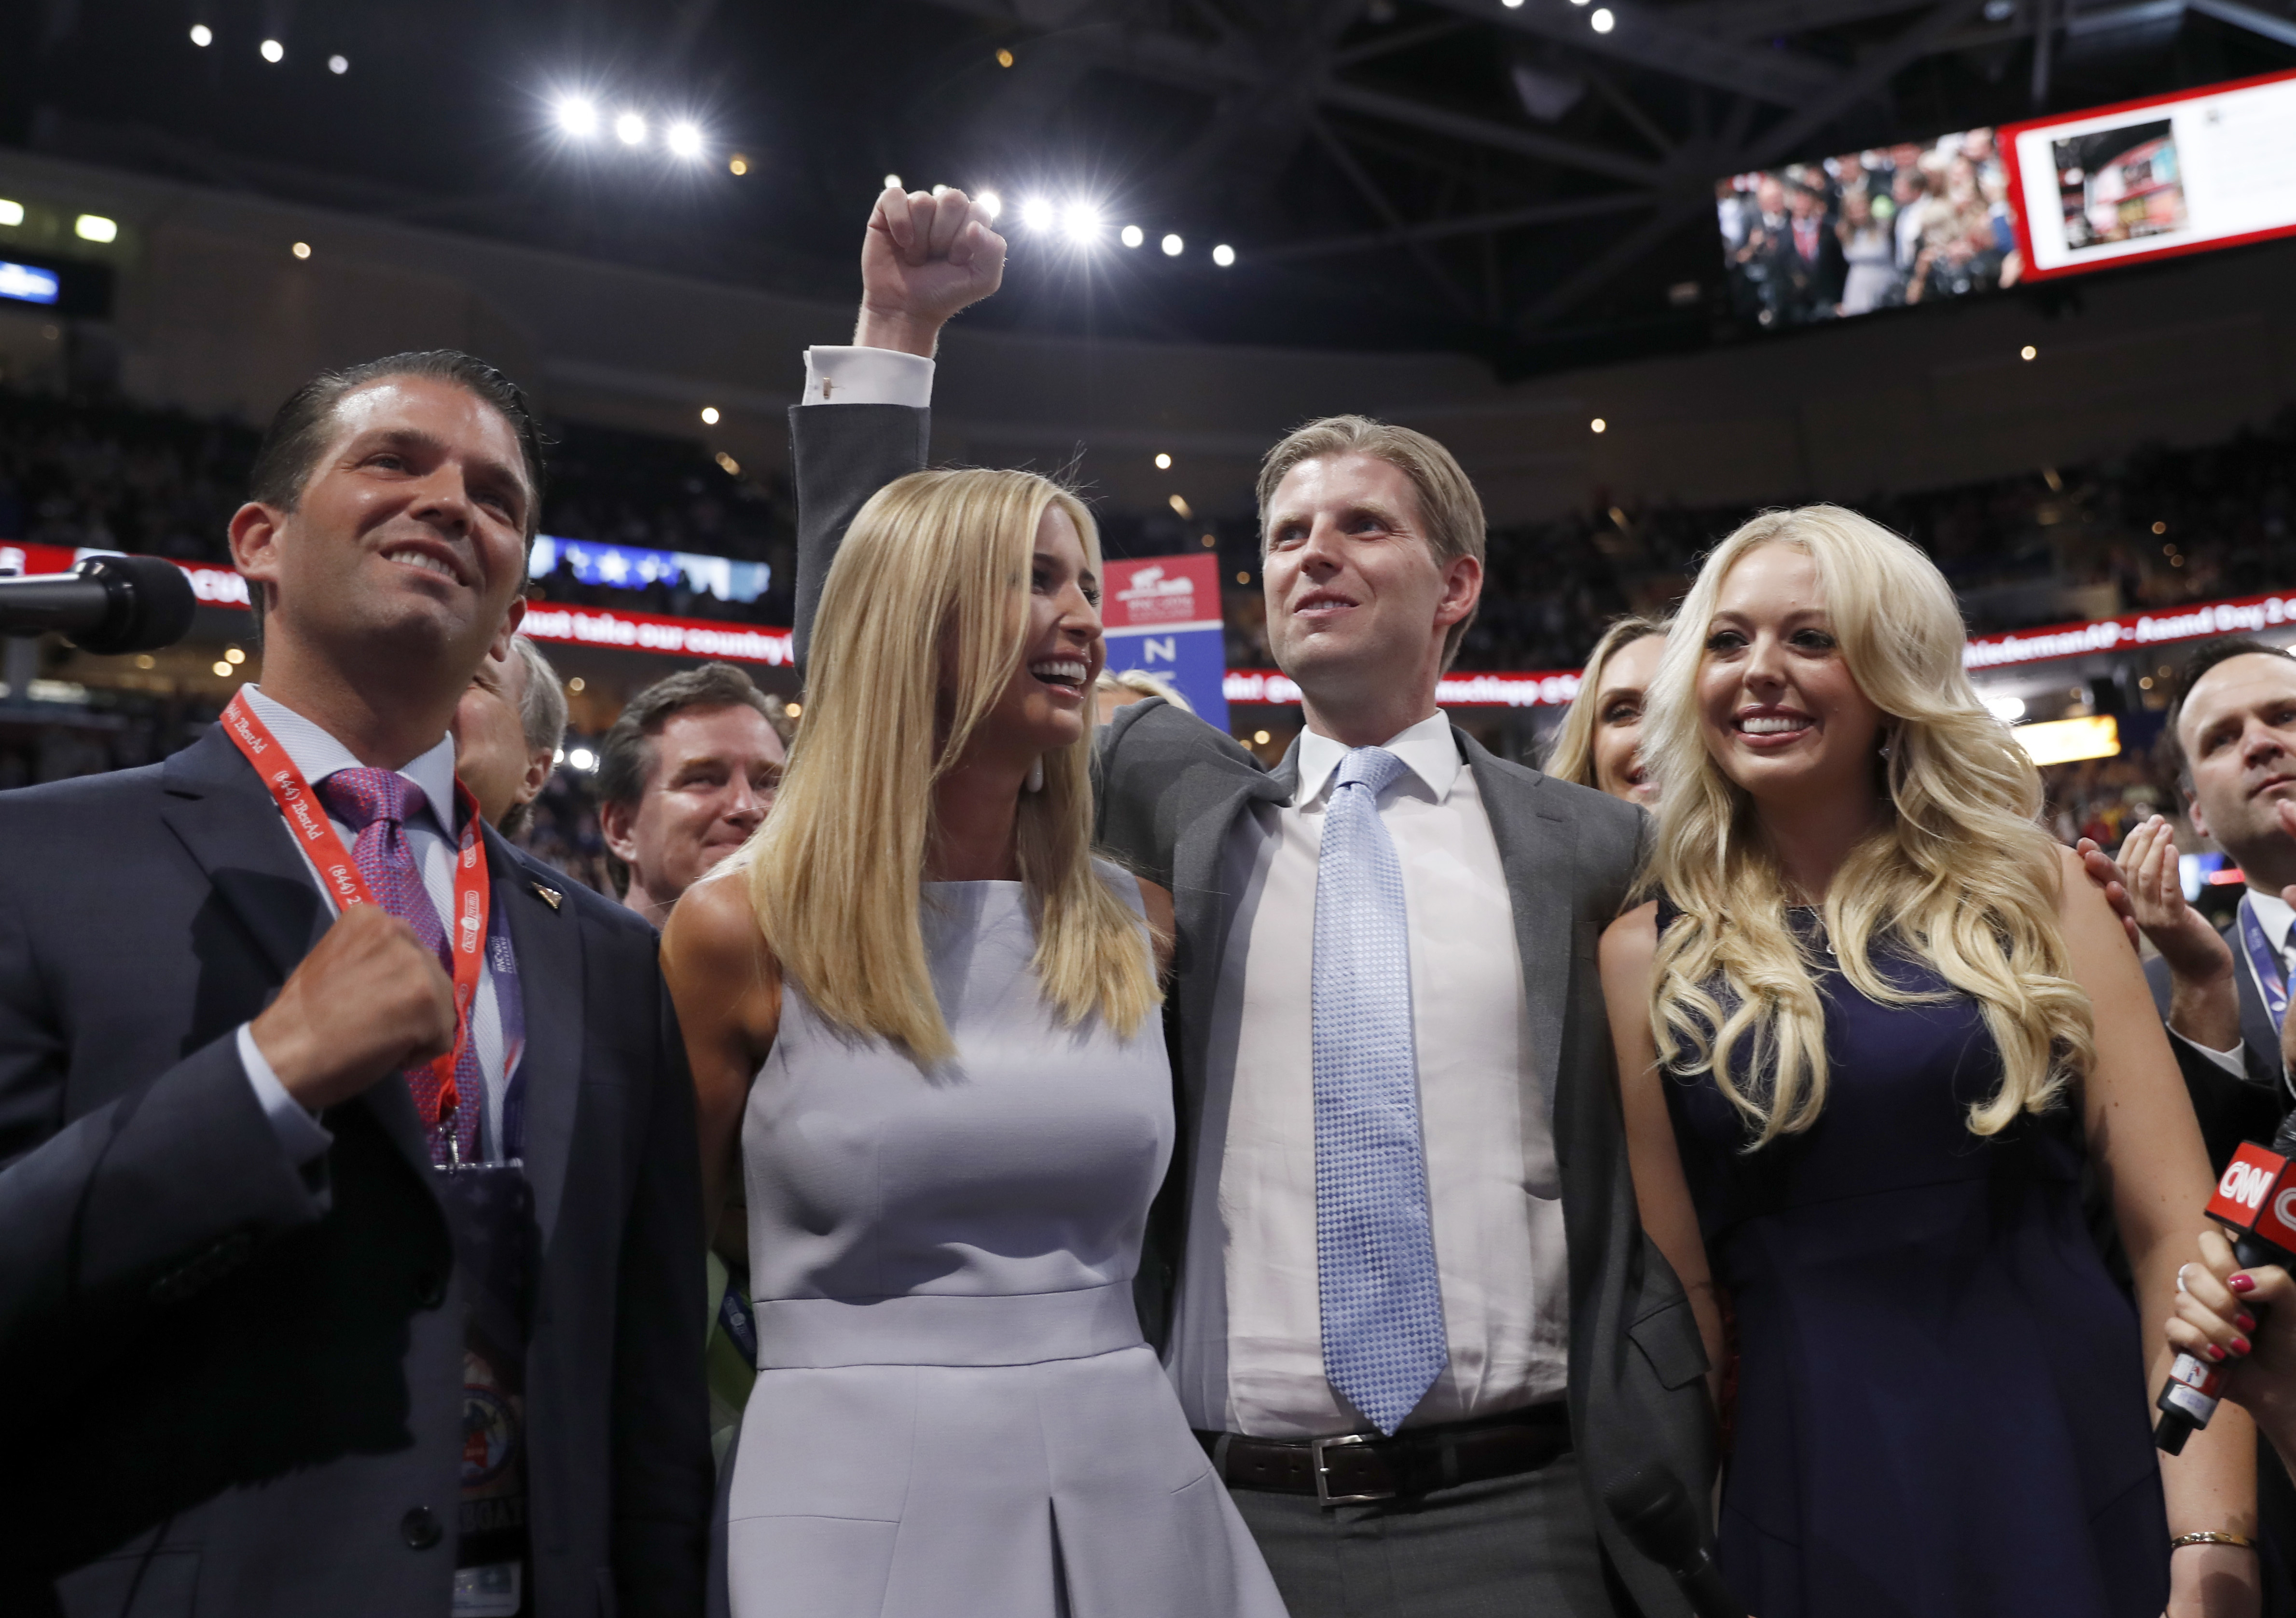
left=1591, top=7, right=1616, bottom=27
left=1505, top=0, right=1526, bottom=6
left=0, top=200, right=23, bottom=228
left=700, top=406, right=720, bottom=425
left=212, top=661, right=233, bottom=678
left=667, top=122, right=705, bottom=159
left=290, top=241, right=311, bottom=260
left=74, top=214, right=118, bottom=244
left=884, top=173, right=903, bottom=191
left=996, top=47, right=1015, bottom=68
left=557, top=97, right=598, bottom=138
left=1019, top=196, right=1055, bottom=231
left=567, top=746, right=598, bottom=773
left=328, top=54, right=347, bottom=74
left=1161, top=232, right=1184, bottom=256
left=189, top=23, right=212, bottom=46
left=715, top=451, right=742, bottom=476
left=2020, top=343, right=2038, bottom=360
left=729, top=153, right=750, bottom=176
left=976, top=190, right=1003, bottom=220
left=259, top=37, right=284, bottom=63
left=1591, top=417, right=1608, bottom=433
left=1169, top=493, right=1193, bottom=519
left=615, top=111, right=647, bottom=147
left=1120, top=224, right=1144, bottom=248
left=1211, top=243, right=1236, bottom=267
left=1060, top=201, right=1102, bottom=244
left=1155, top=452, right=1173, bottom=470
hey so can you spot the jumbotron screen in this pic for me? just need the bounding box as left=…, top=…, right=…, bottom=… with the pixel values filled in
left=2003, top=67, right=2296, bottom=279
left=1714, top=128, right=2020, bottom=329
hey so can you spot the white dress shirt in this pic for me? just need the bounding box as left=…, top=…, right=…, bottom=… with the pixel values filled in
left=803, top=345, right=934, bottom=408
left=1170, top=714, right=1568, bottom=1437
left=236, top=685, right=522, bottom=1166
left=2178, top=888, right=2296, bottom=1080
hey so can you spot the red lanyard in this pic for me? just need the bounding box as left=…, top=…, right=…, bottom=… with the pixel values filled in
left=222, top=689, right=490, bottom=1137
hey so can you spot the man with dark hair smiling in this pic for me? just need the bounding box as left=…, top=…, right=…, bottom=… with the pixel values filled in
left=0, top=352, right=709, bottom=1617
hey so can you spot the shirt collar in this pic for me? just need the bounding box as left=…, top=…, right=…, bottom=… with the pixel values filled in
left=2248, top=887, right=2296, bottom=955
left=243, top=684, right=459, bottom=835
left=1294, top=712, right=1462, bottom=809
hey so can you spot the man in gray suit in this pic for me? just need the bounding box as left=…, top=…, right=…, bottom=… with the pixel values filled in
left=788, top=188, right=1713, bottom=1617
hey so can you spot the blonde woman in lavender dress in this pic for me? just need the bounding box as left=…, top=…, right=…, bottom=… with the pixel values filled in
left=664, top=466, right=1288, bottom=1618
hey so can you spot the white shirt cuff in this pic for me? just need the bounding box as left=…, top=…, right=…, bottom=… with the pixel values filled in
left=237, top=1023, right=333, bottom=1165
left=2168, top=1022, right=2249, bottom=1079
left=802, top=345, right=934, bottom=408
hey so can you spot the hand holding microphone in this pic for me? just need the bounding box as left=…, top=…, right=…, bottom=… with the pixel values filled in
left=2157, top=1111, right=2296, bottom=1453
left=2169, top=1230, right=2296, bottom=1467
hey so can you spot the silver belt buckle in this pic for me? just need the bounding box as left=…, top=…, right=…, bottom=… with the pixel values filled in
left=1311, top=1433, right=1394, bottom=1508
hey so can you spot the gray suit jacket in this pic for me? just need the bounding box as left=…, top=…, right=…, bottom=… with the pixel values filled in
left=789, top=400, right=1715, bottom=1618
left=0, top=727, right=712, bottom=1618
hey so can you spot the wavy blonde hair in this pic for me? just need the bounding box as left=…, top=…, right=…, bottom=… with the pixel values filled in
left=1643, top=506, right=2093, bottom=1148
left=1544, top=614, right=1668, bottom=791
left=742, top=467, right=1160, bottom=1066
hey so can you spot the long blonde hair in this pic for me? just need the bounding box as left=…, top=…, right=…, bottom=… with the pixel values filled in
left=744, top=467, right=1160, bottom=1065
left=1643, top=506, right=2093, bottom=1148
left=1544, top=614, right=1667, bottom=790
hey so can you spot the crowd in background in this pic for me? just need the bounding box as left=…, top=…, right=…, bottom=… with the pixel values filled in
left=1717, top=129, right=2021, bottom=328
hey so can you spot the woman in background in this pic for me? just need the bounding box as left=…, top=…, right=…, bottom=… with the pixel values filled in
left=666, top=466, right=1287, bottom=1618
left=1599, top=506, right=2257, bottom=1617
left=1544, top=614, right=1666, bottom=806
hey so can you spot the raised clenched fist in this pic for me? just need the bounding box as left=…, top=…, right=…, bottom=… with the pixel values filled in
left=855, top=186, right=1008, bottom=358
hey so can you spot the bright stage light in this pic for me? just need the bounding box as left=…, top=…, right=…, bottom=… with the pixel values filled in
left=557, top=97, right=599, bottom=138
left=328, top=54, right=348, bottom=74
left=0, top=201, right=22, bottom=228
left=1211, top=243, right=1235, bottom=267
left=700, top=406, right=720, bottom=425
left=1019, top=197, right=1055, bottom=230
left=74, top=214, right=118, bottom=244
left=1591, top=7, right=1615, bottom=28
left=976, top=191, right=1003, bottom=220
left=1060, top=202, right=1102, bottom=245
left=668, top=122, right=704, bottom=159
left=566, top=747, right=599, bottom=773
left=884, top=173, right=903, bottom=191
left=259, top=38, right=284, bottom=63
left=730, top=154, right=749, bottom=176
left=616, top=112, right=647, bottom=147
left=1161, top=233, right=1183, bottom=256
left=1155, top=453, right=1172, bottom=469
left=189, top=24, right=212, bottom=46
left=291, top=241, right=311, bottom=260
left=1120, top=224, right=1144, bottom=248
left=1590, top=417, right=1607, bottom=433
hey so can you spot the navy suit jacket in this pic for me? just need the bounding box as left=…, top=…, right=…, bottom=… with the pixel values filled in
left=0, top=725, right=711, bottom=1618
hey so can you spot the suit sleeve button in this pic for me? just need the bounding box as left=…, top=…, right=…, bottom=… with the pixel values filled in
left=415, top=1270, right=447, bottom=1309
left=401, top=1506, right=443, bottom=1549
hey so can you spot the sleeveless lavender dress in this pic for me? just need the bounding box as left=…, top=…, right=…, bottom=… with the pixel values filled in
left=725, top=865, right=1287, bottom=1618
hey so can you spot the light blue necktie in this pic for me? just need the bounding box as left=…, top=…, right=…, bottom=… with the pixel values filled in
left=1313, top=745, right=1448, bottom=1436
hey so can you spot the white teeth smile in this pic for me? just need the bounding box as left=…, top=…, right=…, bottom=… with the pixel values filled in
left=1740, top=715, right=1808, bottom=735
left=1031, top=659, right=1087, bottom=688
left=386, top=548, right=459, bottom=582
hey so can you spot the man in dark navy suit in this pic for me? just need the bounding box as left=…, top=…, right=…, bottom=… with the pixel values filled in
left=0, top=351, right=710, bottom=1617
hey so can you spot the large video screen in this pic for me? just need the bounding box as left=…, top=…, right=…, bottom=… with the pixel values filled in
left=2005, top=67, right=2296, bottom=279
left=1715, top=129, right=2020, bottom=329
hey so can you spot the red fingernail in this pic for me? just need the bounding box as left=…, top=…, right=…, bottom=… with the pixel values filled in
left=2232, top=1273, right=2257, bottom=1294
left=2239, top=1312, right=2258, bottom=1332
left=2234, top=1335, right=2254, bottom=1356
left=2209, top=1344, right=2228, bottom=1360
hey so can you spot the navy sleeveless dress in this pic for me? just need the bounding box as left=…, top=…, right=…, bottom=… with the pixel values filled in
left=1654, top=900, right=2169, bottom=1618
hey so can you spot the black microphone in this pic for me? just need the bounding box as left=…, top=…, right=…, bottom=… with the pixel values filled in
left=1606, top=1466, right=1748, bottom=1618
left=0, top=555, right=199, bottom=655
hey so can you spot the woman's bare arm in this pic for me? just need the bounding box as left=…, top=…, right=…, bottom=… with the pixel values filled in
left=660, top=868, right=783, bottom=1241
left=2054, top=846, right=2260, bottom=1616
left=1601, top=900, right=1726, bottom=1403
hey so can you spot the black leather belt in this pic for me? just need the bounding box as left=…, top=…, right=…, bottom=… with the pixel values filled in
left=1195, top=1404, right=1571, bottom=1508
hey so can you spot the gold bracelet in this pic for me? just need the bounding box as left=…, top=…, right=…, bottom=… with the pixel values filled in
left=2171, top=1531, right=2258, bottom=1551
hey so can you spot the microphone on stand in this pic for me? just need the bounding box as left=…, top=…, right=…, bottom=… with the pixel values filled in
left=2156, top=1110, right=2296, bottom=1453
left=1606, top=1466, right=1749, bottom=1618
left=0, top=555, right=199, bottom=656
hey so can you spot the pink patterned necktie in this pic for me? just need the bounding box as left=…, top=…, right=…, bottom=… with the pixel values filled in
left=317, top=768, right=483, bottom=1165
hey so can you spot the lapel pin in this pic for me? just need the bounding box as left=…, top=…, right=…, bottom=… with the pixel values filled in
left=530, top=881, right=563, bottom=911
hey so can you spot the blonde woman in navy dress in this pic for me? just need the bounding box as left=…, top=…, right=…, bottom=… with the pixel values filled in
left=664, top=466, right=1288, bottom=1618
left=1597, top=507, right=2260, bottom=1618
